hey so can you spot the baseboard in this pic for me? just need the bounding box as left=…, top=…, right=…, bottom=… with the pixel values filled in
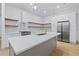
left=70, top=41, right=76, bottom=44
left=1, top=47, right=9, bottom=50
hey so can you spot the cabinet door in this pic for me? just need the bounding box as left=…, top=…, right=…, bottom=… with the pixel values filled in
left=5, top=5, right=21, bottom=20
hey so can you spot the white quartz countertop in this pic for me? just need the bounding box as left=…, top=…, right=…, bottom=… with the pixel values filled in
left=8, top=32, right=60, bottom=55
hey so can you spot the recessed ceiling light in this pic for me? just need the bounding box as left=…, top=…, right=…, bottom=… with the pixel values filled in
left=43, top=10, right=46, bottom=13
left=56, top=5, right=60, bottom=8
left=52, top=16, right=55, bottom=19
left=33, top=5, right=37, bottom=10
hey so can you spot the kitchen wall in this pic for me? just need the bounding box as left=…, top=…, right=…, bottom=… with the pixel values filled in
left=2, top=4, right=45, bottom=48
left=45, top=12, right=77, bottom=44
left=44, top=6, right=78, bottom=44
left=0, top=4, right=1, bottom=34
left=0, top=4, right=1, bottom=16
left=20, top=10, right=44, bottom=34
left=0, top=3, right=2, bottom=49
left=5, top=4, right=21, bottom=37
left=5, top=4, right=44, bottom=34
left=0, top=16, right=1, bottom=49
left=0, top=4, right=1, bottom=33
left=75, top=8, right=79, bottom=43
left=0, top=17, right=1, bottom=35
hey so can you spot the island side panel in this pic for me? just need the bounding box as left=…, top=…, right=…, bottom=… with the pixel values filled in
left=9, top=43, right=15, bottom=56
left=16, top=37, right=57, bottom=56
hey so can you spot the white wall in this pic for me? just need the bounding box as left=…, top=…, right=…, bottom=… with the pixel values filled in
left=1, top=3, right=6, bottom=48
left=2, top=4, right=45, bottom=48
left=5, top=4, right=43, bottom=33
left=45, top=12, right=77, bottom=43
left=76, top=7, right=79, bottom=42
left=43, top=5, right=79, bottom=44
left=51, top=6, right=79, bottom=43
left=0, top=16, right=1, bottom=48
left=21, top=10, right=42, bottom=23
left=0, top=4, right=1, bottom=16
left=0, top=16, right=2, bottom=38
left=0, top=3, right=1, bottom=36
left=20, top=10, right=44, bottom=34
left=5, top=5, right=21, bottom=20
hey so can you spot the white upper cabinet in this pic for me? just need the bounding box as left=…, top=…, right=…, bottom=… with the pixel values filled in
left=5, top=5, right=21, bottom=20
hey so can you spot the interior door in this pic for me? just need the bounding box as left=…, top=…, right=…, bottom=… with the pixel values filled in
left=62, top=21, right=70, bottom=42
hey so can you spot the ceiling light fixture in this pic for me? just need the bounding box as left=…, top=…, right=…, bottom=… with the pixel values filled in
left=43, top=10, right=46, bottom=13
left=56, top=5, right=60, bottom=8
left=33, top=3, right=37, bottom=10
left=52, top=16, right=55, bottom=19
left=33, top=5, right=37, bottom=10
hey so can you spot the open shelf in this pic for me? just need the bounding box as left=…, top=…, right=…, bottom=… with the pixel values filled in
left=28, top=26, right=44, bottom=28
left=5, top=24, right=18, bottom=27
left=5, top=18, right=19, bottom=27
left=5, top=18, right=19, bottom=21
left=5, top=18, right=19, bottom=37
left=28, top=22, right=51, bottom=28
left=28, top=22, right=51, bottom=25
left=28, top=26, right=51, bottom=28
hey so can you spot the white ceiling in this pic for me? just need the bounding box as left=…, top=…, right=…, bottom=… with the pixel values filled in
left=6, top=3, right=79, bottom=17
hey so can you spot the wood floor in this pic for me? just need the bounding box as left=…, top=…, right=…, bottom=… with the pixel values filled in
left=0, top=41, right=79, bottom=56
left=50, top=41, right=79, bottom=56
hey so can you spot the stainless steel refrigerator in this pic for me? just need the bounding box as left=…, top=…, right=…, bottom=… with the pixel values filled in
left=57, top=21, right=70, bottom=43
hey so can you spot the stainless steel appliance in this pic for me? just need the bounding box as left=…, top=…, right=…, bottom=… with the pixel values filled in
left=57, top=21, right=70, bottom=43
left=21, top=31, right=31, bottom=36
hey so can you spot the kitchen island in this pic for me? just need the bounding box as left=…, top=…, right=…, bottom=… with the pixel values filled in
left=8, top=32, right=60, bottom=56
